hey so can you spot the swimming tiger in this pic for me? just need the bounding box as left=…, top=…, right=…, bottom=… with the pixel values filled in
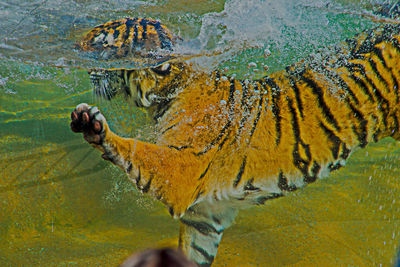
left=71, top=11, right=400, bottom=267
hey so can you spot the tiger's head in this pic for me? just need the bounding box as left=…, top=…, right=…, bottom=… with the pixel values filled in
left=89, top=61, right=188, bottom=108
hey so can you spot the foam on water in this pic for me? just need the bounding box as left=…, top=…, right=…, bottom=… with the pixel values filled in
left=180, top=0, right=383, bottom=75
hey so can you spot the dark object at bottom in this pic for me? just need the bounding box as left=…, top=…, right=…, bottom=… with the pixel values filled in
left=119, top=248, right=198, bottom=267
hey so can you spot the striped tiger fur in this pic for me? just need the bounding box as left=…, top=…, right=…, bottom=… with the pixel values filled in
left=76, top=17, right=179, bottom=62
left=71, top=14, right=400, bottom=267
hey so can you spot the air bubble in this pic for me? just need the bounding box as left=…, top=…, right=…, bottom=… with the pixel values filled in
left=248, top=62, right=257, bottom=68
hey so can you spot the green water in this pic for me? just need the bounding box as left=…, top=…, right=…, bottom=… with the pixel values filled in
left=1, top=0, right=400, bottom=266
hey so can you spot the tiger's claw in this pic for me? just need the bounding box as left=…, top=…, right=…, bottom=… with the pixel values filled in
left=70, top=103, right=106, bottom=145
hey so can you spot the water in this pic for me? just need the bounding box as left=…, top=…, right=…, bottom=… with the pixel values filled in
left=1, top=0, right=400, bottom=265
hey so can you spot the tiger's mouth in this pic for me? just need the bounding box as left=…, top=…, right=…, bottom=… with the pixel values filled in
left=89, top=70, right=118, bottom=100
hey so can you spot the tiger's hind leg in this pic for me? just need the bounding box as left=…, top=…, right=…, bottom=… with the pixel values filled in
left=179, top=202, right=238, bottom=266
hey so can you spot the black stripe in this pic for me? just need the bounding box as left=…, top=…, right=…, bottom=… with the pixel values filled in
left=256, top=193, right=283, bottom=205
left=140, top=18, right=148, bottom=40
left=135, top=167, right=141, bottom=185
left=287, top=97, right=312, bottom=181
left=356, top=61, right=390, bottom=128
left=120, top=71, right=131, bottom=97
left=370, top=84, right=390, bottom=129
left=195, top=77, right=236, bottom=156
left=229, top=78, right=236, bottom=101
left=168, top=145, right=193, bottom=151
left=373, top=46, right=400, bottom=104
left=214, top=71, right=221, bottom=89
left=248, top=93, right=264, bottom=139
left=368, top=57, right=390, bottom=98
left=117, top=19, right=134, bottom=55
left=180, top=218, right=222, bottom=235
left=195, top=124, right=230, bottom=156
left=287, top=97, right=300, bottom=140
left=235, top=81, right=251, bottom=138
left=328, top=162, right=343, bottom=172
left=236, top=81, right=258, bottom=139
left=136, top=83, right=144, bottom=106
left=390, top=34, right=400, bottom=54
left=212, top=190, right=218, bottom=202
left=240, top=80, right=250, bottom=111
left=243, top=178, right=260, bottom=191
left=217, top=129, right=232, bottom=151
left=194, top=189, right=205, bottom=202
left=126, top=162, right=132, bottom=173
left=319, top=121, right=342, bottom=159
left=339, top=79, right=360, bottom=105
left=289, top=79, right=305, bottom=118
left=347, top=101, right=368, bottom=148
left=305, top=161, right=321, bottom=183
left=125, top=17, right=137, bottom=33
left=168, top=207, right=174, bottom=216
left=233, top=157, right=247, bottom=187
left=153, top=100, right=173, bottom=121
left=345, top=64, right=375, bottom=102
left=133, top=21, right=139, bottom=48
left=141, top=177, right=152, bottom=193
left=125, top=70, right=134, bottom=96
left=371, top=114, right=381, bottom=143
left=163, top=70, right=184, bottom=94
left=150, top=20, right=172, bottom=50
left=372, top=128, right=381, bottom=143
left=349, top=29, right=375, bottom=56
left=232, top=81, right=266, bottom=142
left=368, top=56, right=389, bottom=92
left=211, top=215, right=221, bottom=225
left=151, top=70, right=184, bottom=118
left=278, top=171, right=297, bottom=192
left=390, top=37, right=400, bottom=103
left=161, top=123, right=177, bottom=135
left=266, top=78, right=281, bottom=145
left=198, top=162, right=212, bottom=180
left=340, top=142, right=351, bottom=160
left=302, top=76, right=341, bottom=132
left=191, top=242, right=215, bottom=264
left=391, top=114, right=400, bottom=137
left=317, top=60, right=360, bottom=105
left=112, top=29, right=120, bottom=40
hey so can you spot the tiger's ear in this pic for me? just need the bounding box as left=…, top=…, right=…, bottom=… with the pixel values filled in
left=151, top=63, right=172, bottom=76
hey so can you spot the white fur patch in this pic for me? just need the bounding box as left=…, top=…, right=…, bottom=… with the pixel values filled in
left=105, top=33, right=115, bottom=45
left=94, top=33, right=105, bottom=43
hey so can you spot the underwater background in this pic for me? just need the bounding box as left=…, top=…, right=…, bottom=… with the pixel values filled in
left=1, top=0, right=400, bottom=265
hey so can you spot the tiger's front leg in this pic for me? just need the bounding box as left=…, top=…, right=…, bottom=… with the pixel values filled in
left=70, top=103, right=206, bottom=217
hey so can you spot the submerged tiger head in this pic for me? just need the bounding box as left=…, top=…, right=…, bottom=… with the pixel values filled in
left=79, top=17, right=191, bottom=111
left=89, top=61, right=188, bottom=107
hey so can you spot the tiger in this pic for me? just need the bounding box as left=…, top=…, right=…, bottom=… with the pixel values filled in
left=71, top=9, right=400, bottom=267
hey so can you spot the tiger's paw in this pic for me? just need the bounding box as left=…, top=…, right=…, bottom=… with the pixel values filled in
left=70, top=103, right=106, bottom=145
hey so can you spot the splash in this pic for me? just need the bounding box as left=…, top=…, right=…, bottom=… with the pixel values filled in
left=181, top=0, right=382, bottom=76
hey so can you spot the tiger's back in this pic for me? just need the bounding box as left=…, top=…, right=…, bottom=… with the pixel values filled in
left=152, top=24, right=400, bottom=207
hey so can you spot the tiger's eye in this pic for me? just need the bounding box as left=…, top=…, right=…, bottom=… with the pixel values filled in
left=152, top=63, right=171, bottom=75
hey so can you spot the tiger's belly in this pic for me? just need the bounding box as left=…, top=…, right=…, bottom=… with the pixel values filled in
left=198, top=148, right=355, bottom=208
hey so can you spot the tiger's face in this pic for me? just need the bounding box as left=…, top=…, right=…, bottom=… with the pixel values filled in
left=89, top=62, right=186, bottom=107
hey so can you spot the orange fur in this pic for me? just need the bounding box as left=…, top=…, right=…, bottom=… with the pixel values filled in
left=72, top=18, right=400, bottom=266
